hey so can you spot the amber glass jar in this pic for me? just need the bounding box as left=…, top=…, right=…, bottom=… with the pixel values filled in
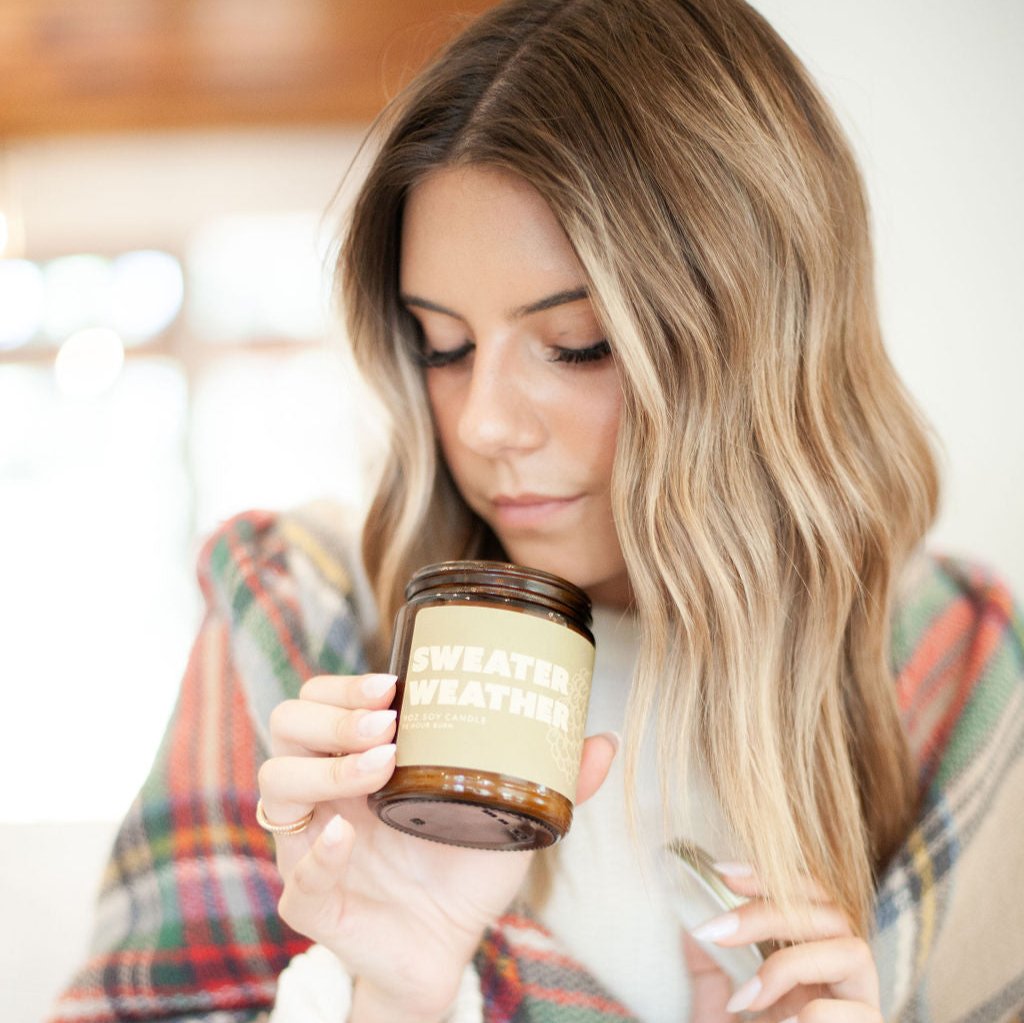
left=369, top=560, right=596, bottom=851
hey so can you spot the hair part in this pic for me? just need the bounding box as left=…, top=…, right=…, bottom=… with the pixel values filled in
left=338, top=0, right=940, bottom=935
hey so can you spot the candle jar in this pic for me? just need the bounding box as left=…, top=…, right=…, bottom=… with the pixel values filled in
left=369, top=560, right=596, bottom=851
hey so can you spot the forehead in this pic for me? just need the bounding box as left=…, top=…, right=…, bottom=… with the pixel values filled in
left=399, top=165, right=586, bottom=298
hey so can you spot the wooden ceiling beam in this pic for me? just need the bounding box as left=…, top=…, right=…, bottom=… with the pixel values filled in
left=0, top=0, right=499, bottom=136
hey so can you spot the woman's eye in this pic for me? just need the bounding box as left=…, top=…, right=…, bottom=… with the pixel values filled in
left=551, top=339, right=612, bottom=365
left=415, top=338, right=611, bottom=369
left=416, top=341, right=474, bottom=369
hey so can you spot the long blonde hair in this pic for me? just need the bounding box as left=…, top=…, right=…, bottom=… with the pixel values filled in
left=338, top=0, right=940, bottom=935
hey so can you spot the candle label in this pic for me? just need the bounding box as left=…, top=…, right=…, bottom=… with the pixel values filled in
left=395, top=604, right=595, bottom=801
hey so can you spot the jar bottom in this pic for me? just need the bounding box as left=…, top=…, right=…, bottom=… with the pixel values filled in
left=376, top=795, right=558, bottom=850
left=370, top=766, right=573, bottom=850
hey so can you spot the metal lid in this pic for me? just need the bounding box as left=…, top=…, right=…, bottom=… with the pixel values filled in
left=406, top=559, right=593, bottom=627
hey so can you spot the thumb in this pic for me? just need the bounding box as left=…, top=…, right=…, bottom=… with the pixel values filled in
left=574, top=731, right=620, bottom=805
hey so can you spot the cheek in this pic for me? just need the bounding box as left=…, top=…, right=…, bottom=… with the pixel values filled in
left=563, top=378, right=622, bottom=473
left=425, top=376, right=460, bottom=454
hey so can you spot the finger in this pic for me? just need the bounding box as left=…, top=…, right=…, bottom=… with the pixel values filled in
left=690, top=899, right=853, bottom=947
left=258, top=744, right=396, bottom=821
left=277, top=814, right=355, bottom=937
left=575, top=731, right=620, bottom=805
left=270, top=698, right=397, bottom=757
left=298, top=673, right=397, bottom=710
left=727, top=938, right=880, bottom=1015
left=712, top=863, right=832, bottom=904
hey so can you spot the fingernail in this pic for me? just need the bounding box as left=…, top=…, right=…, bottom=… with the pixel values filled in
left=602, top=730, right=622, bottom=755
left=690, top=911, right=740, bottom=943
left=713, top=860, right=755, bottom=877
left=322, top=815, right=345, bottom=846
left=361, top=673, right=398, bottom=699
left=357, top=743, right=397, bottom=772
left=779, top=1017, right=798, bottom=1023
left=357, top=709, right=397, bottom=738
left=725, top=974, right=762, bottom=1014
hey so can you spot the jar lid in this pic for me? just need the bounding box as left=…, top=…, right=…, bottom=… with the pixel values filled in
left=406, top=559, right=593, bottom=626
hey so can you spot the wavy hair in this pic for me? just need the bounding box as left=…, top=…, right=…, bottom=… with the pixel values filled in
left=337, top=0, right=941, bottom=935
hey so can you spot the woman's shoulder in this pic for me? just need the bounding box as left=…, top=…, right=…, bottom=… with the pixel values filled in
left=196, top=500, right=370, bottom=608
left=891, top=548, right=1021, bottom=678
left=891, top=548, right=1024, bottom=789
left=193, top=500, right=376, bottom=702
left=876, top=552, right=1024, bottom=1012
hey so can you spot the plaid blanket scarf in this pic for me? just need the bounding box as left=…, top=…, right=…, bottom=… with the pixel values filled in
left=49, top=504, right=1024, bottom=1023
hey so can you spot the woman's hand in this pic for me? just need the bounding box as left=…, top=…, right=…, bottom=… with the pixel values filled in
left=257, top=672, right=618, bottom=1023
left=683, top=865, right=881, bottom=1022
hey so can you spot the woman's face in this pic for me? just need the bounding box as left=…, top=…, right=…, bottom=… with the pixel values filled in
left=400, top=165, right=631, bottom=607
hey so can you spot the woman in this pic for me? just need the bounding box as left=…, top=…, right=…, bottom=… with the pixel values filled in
left=52, top=1, right=1024, bottom=1021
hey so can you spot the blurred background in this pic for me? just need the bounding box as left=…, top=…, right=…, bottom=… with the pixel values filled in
left=0, top=1, right=1021, bottom=1019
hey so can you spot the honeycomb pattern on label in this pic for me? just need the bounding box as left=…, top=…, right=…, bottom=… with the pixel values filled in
left=546, top=667, right=590, bottom=781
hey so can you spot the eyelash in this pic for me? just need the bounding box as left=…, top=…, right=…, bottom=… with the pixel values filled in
left=416, top=339, right=612, bottom=369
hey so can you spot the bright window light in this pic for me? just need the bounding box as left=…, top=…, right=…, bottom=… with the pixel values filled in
left=0, top=358, right=195, bottom=822
left=0, top=259, right=45, bottom=350
left=41, top=254, right=111, bottom=342
left=54, top=327, right=125, bottom=399
left=187, top=212, right=330, bottom=343
left=110, top=250, right=184, bottom=343
left=191, top=346, right=377, bottom=535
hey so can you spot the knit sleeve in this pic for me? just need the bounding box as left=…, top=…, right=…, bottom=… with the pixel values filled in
left=46, top=610, right=310, bottom=1023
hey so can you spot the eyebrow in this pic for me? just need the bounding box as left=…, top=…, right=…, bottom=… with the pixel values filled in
left=399, top=286, right=589, bottom=322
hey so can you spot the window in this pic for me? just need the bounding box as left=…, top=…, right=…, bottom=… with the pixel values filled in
left=2, top=211, right=380, bottom=821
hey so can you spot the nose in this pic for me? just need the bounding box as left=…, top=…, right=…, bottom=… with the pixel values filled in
left=456, top=343, right=546, bottom=456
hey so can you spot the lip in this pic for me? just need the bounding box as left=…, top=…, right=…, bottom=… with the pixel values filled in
left=489, top=493, right=583, bottom=528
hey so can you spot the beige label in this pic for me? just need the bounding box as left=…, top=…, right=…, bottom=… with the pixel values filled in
left=396, top=604, right=595, bottom=801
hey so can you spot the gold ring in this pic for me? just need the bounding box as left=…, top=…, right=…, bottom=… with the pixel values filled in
left=256, top=798, right=315, bottom=836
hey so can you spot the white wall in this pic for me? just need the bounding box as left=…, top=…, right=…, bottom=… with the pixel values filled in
left=751, top=0, right=1024, bottom=593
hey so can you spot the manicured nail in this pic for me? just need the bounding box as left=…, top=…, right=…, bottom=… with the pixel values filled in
left=602, top=731, right=622, bottom=755
left=357, top=709, right=397, bottom=738
left=725, top=975, right=762, bottom=1014
left=713, top=861, right=755, bottom=877
left=322, top=815, right=345, bottom=846
left=690, top=912, right=740, bottom=943
left=361, top=673, right=398, bottom=699
left=357, top=743, right=397, bottom=772
left=779, top=1017, right=798, bottom=1023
